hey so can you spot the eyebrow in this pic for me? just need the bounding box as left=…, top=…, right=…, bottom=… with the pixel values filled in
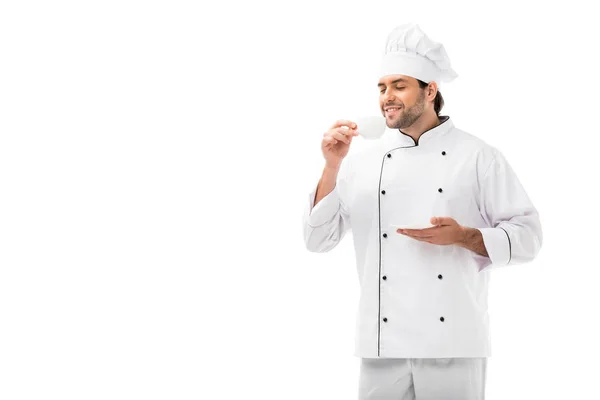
left=377, top=78, right=408, bottom=87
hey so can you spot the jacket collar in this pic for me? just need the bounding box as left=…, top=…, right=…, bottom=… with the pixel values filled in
left=386, top=115, right=453, bottom=148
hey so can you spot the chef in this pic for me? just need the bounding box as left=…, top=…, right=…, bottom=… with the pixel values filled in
left=302, top=23, right=543, bottom=399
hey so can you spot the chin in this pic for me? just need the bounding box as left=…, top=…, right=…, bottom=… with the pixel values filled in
left=385, top=116, right=401, bottom=129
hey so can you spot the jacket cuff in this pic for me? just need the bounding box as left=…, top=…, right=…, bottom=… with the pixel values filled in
left=306, top=185, right=341, bottom=227
left=477, top=227, right=511, bottom=266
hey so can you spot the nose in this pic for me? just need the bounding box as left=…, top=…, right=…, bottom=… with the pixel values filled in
left=382, top=90, right=396, bottom=104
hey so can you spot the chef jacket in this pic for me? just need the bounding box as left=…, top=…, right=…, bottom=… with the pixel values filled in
left=302, top=116, right=543, bottom=358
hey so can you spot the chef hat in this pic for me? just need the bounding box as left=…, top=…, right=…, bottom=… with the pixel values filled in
left=379, top=23, right=458, bottom=85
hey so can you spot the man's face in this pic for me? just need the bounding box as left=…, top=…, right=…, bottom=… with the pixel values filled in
left=378, top=75, right=426, bottom=130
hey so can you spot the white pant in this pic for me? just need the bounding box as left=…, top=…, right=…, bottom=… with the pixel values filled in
left=358, top=357, right=487, bottom=400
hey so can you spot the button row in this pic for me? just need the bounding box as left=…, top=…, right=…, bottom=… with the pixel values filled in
left=382, top=188, right=444, bottom=195
left=381, top=316, right=446, bottom=323
left=380, top=148, right=447, bottom=327
left=385, top=150, right=447, bottom=158
left=379, top=274, right=443, bottom=280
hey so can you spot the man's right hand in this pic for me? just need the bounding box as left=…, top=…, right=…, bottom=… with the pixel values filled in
left=321, top=120, right=359, bottom=169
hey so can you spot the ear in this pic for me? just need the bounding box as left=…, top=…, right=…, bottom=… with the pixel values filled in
left=427, top=82, right=438, bottom=99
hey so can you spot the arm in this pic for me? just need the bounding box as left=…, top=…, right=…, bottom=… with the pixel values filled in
left=313, top=164, right=340, bottom=207
left=471, top=148, right=543, bottom=271
left=302, top=159, right=352, bottom=253
left=457, top=227, right=488, bottom=258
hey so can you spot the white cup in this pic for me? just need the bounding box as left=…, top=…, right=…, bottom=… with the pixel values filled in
left=354, top=115, right=387, bottom=140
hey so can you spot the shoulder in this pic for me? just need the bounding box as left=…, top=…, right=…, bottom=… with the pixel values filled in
left=446, top=124, right=505, bottom=171
left=447, top=125, right=495, bottom=151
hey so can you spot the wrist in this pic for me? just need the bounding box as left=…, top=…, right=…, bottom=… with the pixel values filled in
left=456, top=226, right=472, bottom=247
left=324, top=163, right=341, bottom=172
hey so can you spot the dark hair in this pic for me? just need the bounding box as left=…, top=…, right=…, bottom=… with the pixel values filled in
left=417, top=79, right=444, bottom=115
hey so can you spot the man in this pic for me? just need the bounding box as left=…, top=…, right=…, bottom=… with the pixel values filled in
left=302, top=24, right=543, bottom=399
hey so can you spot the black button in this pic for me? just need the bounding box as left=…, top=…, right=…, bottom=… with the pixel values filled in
left=442, top=151, right=446, bottom=156
left=438, top=188, right=443, bottom=193
left=438, top=274, right=443, bottom=279
left=387, top=153, right=392, bottom=158
left=382, top=276, right=387, bottom=280
left=383, top=318, right=388, bottom=322
left=381, top=190, right=386, bottom=195
left=383, top=233, right=387, bottom=238
left=440, top=317, right=445, bottom=322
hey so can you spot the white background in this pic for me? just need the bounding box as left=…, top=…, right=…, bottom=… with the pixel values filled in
left=1, top=0, right=598, bottom=399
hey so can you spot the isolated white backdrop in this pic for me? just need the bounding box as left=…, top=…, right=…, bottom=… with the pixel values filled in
left=0, top=0, right=598, bottom=399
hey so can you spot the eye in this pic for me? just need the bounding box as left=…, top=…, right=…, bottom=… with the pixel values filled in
left=379, top=89, right=386, bottom=94
left=396, top=86, right=405, bottom=90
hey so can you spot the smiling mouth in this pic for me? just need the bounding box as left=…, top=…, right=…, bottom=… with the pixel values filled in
left=385, top=107, right=402, bottom=115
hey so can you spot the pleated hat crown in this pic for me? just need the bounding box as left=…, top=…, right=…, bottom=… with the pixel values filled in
left=380, top=23, right=458, bottom=85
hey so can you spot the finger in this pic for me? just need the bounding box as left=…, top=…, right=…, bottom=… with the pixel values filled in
left=401, top=230, right=435, bottom=239
left=339, top=128, right=359, bottom=141
left=411, top=235, right=433, bottom=242
left=331, top=120, right=357, bottom=130
left=400, top=226, right=440, bottom=233
left=323, top=139, right=339, bottom=150
left=407, top=233, right=434, bottom=239
left=421, top=226, right=442, bottom=232
left=323, top=136, right=337, bottom=145
left=336, top=127, right=358, bottom=138
left=398, top=228, right=423, bottom=234
left=332, top=131, right=351, bottom=144
left=404, top=235, right=432, bottom=243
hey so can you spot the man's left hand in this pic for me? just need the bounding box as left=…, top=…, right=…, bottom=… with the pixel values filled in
left=397, top=217, right=466, bottom=246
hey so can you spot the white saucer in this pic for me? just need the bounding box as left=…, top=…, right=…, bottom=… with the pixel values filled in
left=392, top=223, right=436, bottom=230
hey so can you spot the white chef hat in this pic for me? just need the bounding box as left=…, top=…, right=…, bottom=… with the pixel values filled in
left=379, top=23, right=458, bottom=85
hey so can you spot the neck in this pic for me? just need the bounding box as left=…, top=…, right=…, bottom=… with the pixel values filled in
left=400, top=110, right=441, bottom=143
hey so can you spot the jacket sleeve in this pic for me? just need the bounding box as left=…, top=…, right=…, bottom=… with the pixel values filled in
left=302, top=158, right=352, bottom=253
left=473, top=147, right=543, bottom=271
